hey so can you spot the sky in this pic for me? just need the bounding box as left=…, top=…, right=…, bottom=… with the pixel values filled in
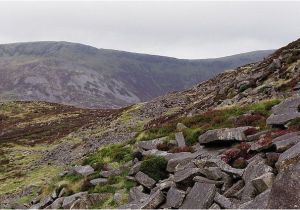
left=0, top=1, right=300, bottom=59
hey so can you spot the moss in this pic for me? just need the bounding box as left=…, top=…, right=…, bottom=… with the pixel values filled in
left=140, top=156, right=168, bottom=181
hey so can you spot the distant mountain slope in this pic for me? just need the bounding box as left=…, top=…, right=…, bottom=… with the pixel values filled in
left=0, top=42, right=273, bottom=108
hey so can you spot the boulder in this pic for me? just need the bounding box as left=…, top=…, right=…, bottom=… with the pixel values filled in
left=193, top=176, right=224, bottom=187
left=113, top=190, right=126, bottom=205
left=267, top=161, right=300, bottom=209
left=177, top=123, right=187, bottom=131
left=198, top=127, right=252, bottom=144
left=89, top=178, right=108, bottom=186
left=266, top=97, right=300, bottom=126
left=166, top=187, right=186, bottom=208
left=137, top=137, right=167, bottom=150
left=251, top=172, right=275, bottom=193
left=142, top=190, right=165, bottom=209
left=166, top=152, right=197, bottom=172
left=129, top=162, right=142, bottom=175
left=175, top=132, right=186, bottom=147
left=142, top=149, right=191, bottom=161
left=214, top=192, right=235, bottom=209
left=47, top=197, right=64, bottom=209
left=241, top=157, right=273, bottom=202
left=275, top=141, right=300, bottom=171
left=73, top=165, right=94, bottom=176
left=62, top=192, right=88, bottom=209
left=129, top=186, right=147, bottom=202
left=273, top=132, right=300, bottom=152
left=181, top=182, right=216, bottom=209
left=239, top=188, right=271, bottom=209
left=195, top=158, right=244, bottom=177
left=135, top=171, right=156, bottom=189
left=202, top=167, right=223, bottom=180
left=152, top=180, right=176, bottom=193
left=174, top=168, right=203, bottom=184
left=69, top=193, right=111, bottom=209
left=209, top=203, right=221, bottom=209
left=223, top=180, right=244, bottom=198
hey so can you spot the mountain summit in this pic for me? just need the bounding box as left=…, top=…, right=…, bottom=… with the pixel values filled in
left=0, top=41, right=273, bottom=108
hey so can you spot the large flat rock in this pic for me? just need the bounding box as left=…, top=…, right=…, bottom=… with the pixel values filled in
left=180, top=182, right=216, bottom=209
left=198, top=127, right=252, bottom=144
left=266, top=97, right=300, bottom=126
left=275, top=141, right=300, bottom=171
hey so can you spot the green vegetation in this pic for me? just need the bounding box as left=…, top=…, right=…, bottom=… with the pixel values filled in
left=83, top=142, right=134, bottom=168
left=135, top=125, right=175, bottom=142
left=140, top=156, right=168, bottom=181
left=183, top=128, right=203, bottom=146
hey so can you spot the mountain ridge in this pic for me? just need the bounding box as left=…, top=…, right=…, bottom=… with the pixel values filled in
left=0, top=41, right=273, bottom=108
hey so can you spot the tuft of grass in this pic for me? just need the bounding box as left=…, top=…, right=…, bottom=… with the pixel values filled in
left=183, top=128, right=203, bottom=146
left=140, top=156, right=168, bottom=181
left=135, top=125, right=175, bottom=142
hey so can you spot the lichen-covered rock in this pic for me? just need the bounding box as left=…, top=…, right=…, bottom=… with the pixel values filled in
left=72, top=165, right=94, bottom=176
left=251, top=172, right=275, bottom=193
left=241, top=157, right=273, bottom=202
left=135, top=171, right=156, bottom=189
left=198, top=127, right=253, bottom=144
left=193, top=176, right=224, bottom=187
left=89, top=178, right=108, bottom=186
left=142, top=190, right=165, bottom=209
left=266, top=97, right=300, bottom=126
left=214, top=192, right=235, bottom=209
left=174, top=168, right=203, bottom=184
left=177, top=123, right=187, bottom=131
left=275, top=141, right=300, bottom=171
left=129, top=186, right=147, bottom=202
left=239, top=189, right=271, bottom=209
left=273, top=132, right=300, bottom=152
left=166, top=152, right=197, bottom=172
left=175, top=132, right=186, bottom=147
left=181, top=182, right=216, bottom=209
left=267, top=162, right=300, bottom=209
left=137, top=137, right=167, bottom=150
left=166, top=187, right=186, bottom=208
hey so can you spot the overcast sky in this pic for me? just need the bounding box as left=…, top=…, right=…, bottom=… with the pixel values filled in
left=0, top=1, right=299, bottom=59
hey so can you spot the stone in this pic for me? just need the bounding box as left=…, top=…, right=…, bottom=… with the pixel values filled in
left=266, top=96, right=300, bottom=126
left=166, top=187, right=186, bottom=208
left=209, top=203, right=221, bottom=209
left=177, top=122, right=187, bottom=131
left=89, top=178, right=108, bottom=186
left=62, top=192, right=88, bottom=209
left=275, top=141, right=300, bottom=171
left=198, top=127, right=252, bottom=144
left=69, top=193, right=110, bottom=209
left=195, top=158, right=244, bottom=177
left=193, top=176, right=224, bottom=187
left=175, top=132, right=186, bottom=147
left=129, top=186, right=147, bottom=202
left=241, top=157, right=273, bottom=202
left=214, top=192, right=235, bottom=209
left=129, top=162, right=142, bottom=175
left=142, top=149, right=191, bottom=161
left=223, top=180, right=244, bottom=198
left=174, top=167, right=203, bottom=184
left=265, top=152, right=280, bottom=167
left=267, top=161, right=300, bottom=209
left=273, top=132, right=300, bottom=152
left=142, top=190, right=165, bottom=209
left=181, top=182, right=216, bottom=209
left=166, top=152, right=197, bottom=172
left=135, top=171, right=156, bottom=189
left=100, top=168, right=122, bottom=178
left=58, top=188, right=67, bottom=198
left=220, top=172, right=233, bottom=192
left=251, top=172, right=275, bottom=193
left=202, top=167, right=223, bottom=180
left=114, top=190, right=126, bottom=205
left=137, top=137, right=167, bottom=150
left=239, top=188, right=271, bottom=209
left=174, top=161, right=197, bottom=172
left=73, top=165, right=94, bottom=176
left=47, top=197, right=64, bottom=209
left=153, top=180, right=176, bottom=192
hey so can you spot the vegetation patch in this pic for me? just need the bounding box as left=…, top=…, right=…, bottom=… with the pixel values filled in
left=140, top=156, right=168, bottom=181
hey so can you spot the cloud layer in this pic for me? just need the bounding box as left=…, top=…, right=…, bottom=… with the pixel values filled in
left=0, top=1, right=299, bottom=58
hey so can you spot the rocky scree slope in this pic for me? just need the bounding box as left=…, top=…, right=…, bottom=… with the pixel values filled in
left=0, top=38, right=299, bottom=208
left=0, top=41, right=272, bottom=108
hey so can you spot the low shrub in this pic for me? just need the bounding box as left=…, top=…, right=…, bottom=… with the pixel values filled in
left=183, top=128, right=203, bottom=146
left=244, top=127, right=258, bottom=136
left=169, top=146, right=194, bottom=153
left=140, top=156, right=168, bottom=181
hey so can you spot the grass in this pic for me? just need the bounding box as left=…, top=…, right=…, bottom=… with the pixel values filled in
left=83, top=141, right=134, bottom=168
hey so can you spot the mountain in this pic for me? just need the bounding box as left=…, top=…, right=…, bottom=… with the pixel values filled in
left=1, top=38, right=300, bottom=209
left=0, top=41, right=273, bottom=108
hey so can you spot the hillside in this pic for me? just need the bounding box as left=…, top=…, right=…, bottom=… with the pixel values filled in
left=0, top=42, right=273, bottom=108
left=0, top=38, right=299, bottom=209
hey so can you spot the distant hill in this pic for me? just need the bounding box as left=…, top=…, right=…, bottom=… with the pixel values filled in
left=0, top=42, right=273, bottom=108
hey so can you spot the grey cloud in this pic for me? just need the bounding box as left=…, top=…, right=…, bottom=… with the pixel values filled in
left=0, top=1, right=299, bottom=58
